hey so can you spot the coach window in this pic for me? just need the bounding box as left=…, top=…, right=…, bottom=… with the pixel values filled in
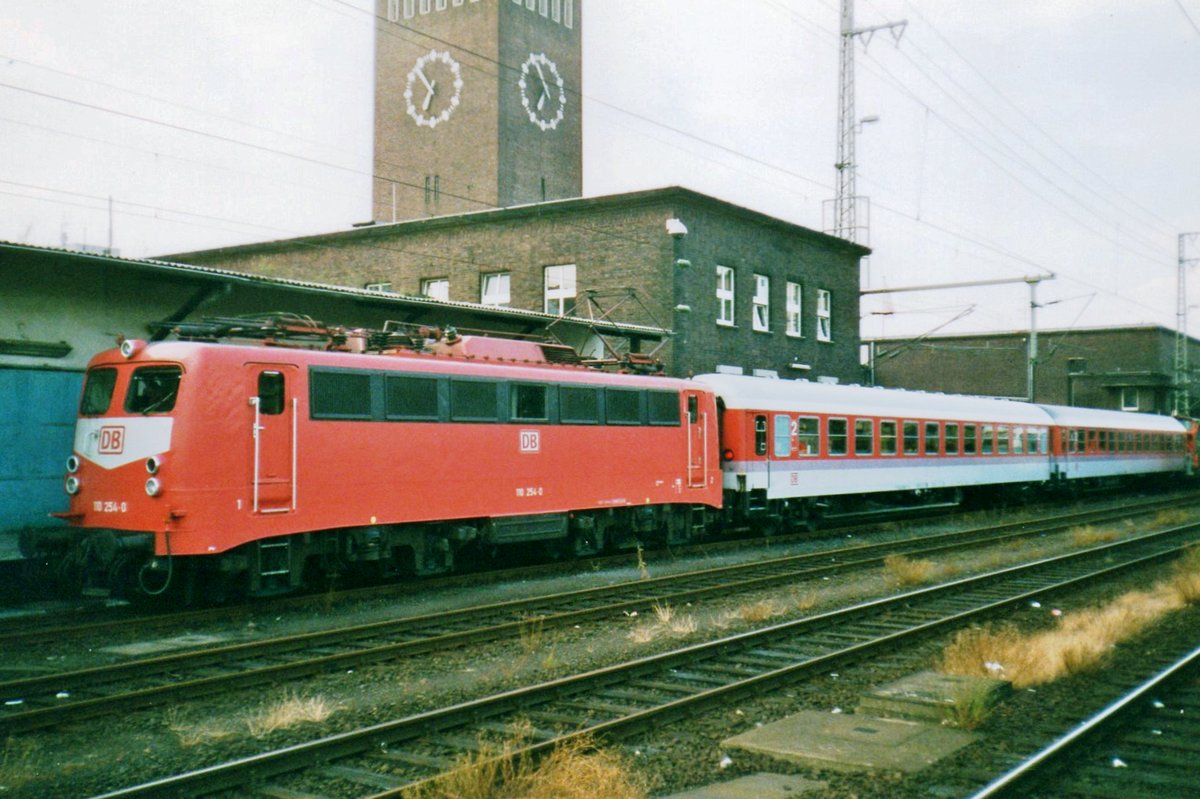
left=903, top=421, right=919, bottom=455
left=511, top=384, right=549, bottom=422
left=924, top=422, right=940, bottom=456
left=386, top=375, right=439, bottom=421
left=80, top=367, right=118, bottom=415
left=796, top=416, right=819, bottom=455
left=981, top=424, right=994, bottom=455
left=997, top=426, right=1011, bottom=454
left=964, top=424, right=977, bottom=455
left=257, top=372, right=285, bottom=415
left=774, top=415, right=791, bottom=457
left=854, top=419, right=874, bottom=456
left=945, top=423, right=959, bottom=455
left=560, top=385, right=600, bottom=424
left=1012, top=427, right=1025, bottom=454
left=828, top=418, right=848, bottom=456
left=880, top=420, right=898, bottom=455
left=754, top=415, right=768, bottom=455
left=451, top=379, right=499, bottom=422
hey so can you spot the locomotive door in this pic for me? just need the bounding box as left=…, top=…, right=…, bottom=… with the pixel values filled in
left=248, top=365, right=297, bottom=514
left=685, top=392, right=707, bottom=488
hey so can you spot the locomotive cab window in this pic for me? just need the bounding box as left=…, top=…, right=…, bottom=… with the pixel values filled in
left=80, top=367, right=118, bottom=415
left=511, top=383, right=549, bottom=422
left=386, top=375, right=439, bottom=421
left=125, top=366, right=182, bottom=414
left=257, top=371, right=285, bottom=415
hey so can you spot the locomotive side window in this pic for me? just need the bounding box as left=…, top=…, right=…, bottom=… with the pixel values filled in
left=754, top=415, right=768, bottom=455
left=311, top=370, right=373, bottom=419
left=924, top=422, right=940, bottom=456
left=796, top=416, right=819, bottom=455
left=560, top=385, right=600, bottom=424
left=880, top=420, right=897, bottom=455
left=945, top=423, right=959, bottom=455
left=647, top=391, right=681, bottom=426
left=451, top=379, right=499, bottom=422
left=828, top=418, right=848, bottom=456
left=605, top=388, right=641, bottom=425
left=257, top=372, right=285, bottom=415
left=773, top=414, right=791, bottom=457
left=125, top=366, right=182, bottom=415
left=80, top=367, right=118, bottom=415
left=903, top=421, right=919, bottom=455
left=854, top=419, right=874, bottom=456
left=385, top=375, right=439, bottom=421
left=511, top=384, right=549, bottom=422
left=963, top=424, right=977, bottom=454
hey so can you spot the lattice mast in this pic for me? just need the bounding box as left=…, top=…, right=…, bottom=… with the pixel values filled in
left=1174, top=232, right=1200, bottom=416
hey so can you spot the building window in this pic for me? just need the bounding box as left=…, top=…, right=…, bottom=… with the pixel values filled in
left=752, top=274, right=770, bottom=332
left=387, top=0, right=401, bottom=21
left=480, top=272, right=510, bottom=306
left=716, top=265, right=735, bottom=327
left=421, top=278, right=449, bottom=301
left=816, top=288, right=832, bottom=342
left=424, top=175, right=441, bottom=206
left=1121, top=388, right=1139, bottom=411
left=544, top=264, right=576, bottom=316
left=786, top=282, right=802, bottom=337
left=364, top=281, right=393, bottom=293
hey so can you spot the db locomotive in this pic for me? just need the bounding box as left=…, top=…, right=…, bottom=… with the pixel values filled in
left=37, top=318, right=1195, bottom=601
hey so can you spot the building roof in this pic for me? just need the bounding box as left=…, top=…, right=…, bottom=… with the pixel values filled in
left=1, top=240, right=669, bottom=341
left=865, top=323, right=1199, bottom=345
left=160, top=186, right=871, bottom=262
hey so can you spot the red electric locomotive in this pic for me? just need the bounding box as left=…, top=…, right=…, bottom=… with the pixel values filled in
left=51, top=321, right=722, bottom=600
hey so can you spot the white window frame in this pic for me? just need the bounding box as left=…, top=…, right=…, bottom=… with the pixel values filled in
left=1120, top=387, right=1139, bottom=411
left=543, top=264, right=576, bottom=316
left=786, top=282, right=802, bottom=337
left=480, top=272, right=511, bottom=307
left=816, top=288, right=832, bottom=342
left=364, top=281, right=393, bottom=293
left=716, top=265, right=735, bottom=327
left=421, top=277, right=449, bottom=301
left=752, top=274, right=770, bottom=332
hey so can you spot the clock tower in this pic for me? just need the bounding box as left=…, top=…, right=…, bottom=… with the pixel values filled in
left=373, top=0, right=583, bottom=222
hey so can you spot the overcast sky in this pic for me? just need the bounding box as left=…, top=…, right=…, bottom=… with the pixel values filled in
left=2, top=0, right=1198, bottom=340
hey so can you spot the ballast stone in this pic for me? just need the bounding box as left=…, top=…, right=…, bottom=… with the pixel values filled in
left=658, top=772, right=826, bottom=799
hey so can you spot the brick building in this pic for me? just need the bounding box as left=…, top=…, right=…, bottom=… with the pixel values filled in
left=166, top=187, right=869, bottom=381
left=867, top=325, right=1200, bottom=414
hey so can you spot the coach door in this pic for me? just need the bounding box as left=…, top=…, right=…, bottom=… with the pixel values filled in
left=249, top=365, right=297, bottom=514
left=686, top=392, right=707, bottom=488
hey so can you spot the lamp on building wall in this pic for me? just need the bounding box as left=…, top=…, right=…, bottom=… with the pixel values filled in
left=667, top=218, right=690, bottom=372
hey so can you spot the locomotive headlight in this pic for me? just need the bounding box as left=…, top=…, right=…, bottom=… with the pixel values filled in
left=146, top=456, right=162, bottom=475
left=66, top=455, right=81, bottom=474
left=119, top=338, right=145, bottom=359
left=65, top=475, right=81, bottom=495
left=145, top=477, right=162, bottom=497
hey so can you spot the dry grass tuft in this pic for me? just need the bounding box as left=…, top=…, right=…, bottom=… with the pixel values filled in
left=245, top=692, right=337, bottom=738
left=627, top=601, right=697, bottom=643
left=941, top=680, right=997, bottom=730
left=1168, top=547, right=1200, bottom=604
left=166, top=710, right=238, bottom=748
left=940, top=574, right=1191, bottom=689
left=1153, top=508, right=1193, bottom=527
left=0, top=736, right=40, bottom=790
left=1070, top=524, right=1120, bottom=546
left=736, top=599, right=787, bottom=624
left=518, top=614, right=547, bottom=654
left=635, top=545, right=650, bottom=581
left=409, top=733, right=647, bottom=799
left=884, top=553, right=938, bottom=586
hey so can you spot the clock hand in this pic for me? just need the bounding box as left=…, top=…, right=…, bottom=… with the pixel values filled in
left=423, top=79, right=436, bottom=112
left=416, top=66, right=433, bottom=93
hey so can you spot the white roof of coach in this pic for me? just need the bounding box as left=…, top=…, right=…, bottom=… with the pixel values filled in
left=1035, top=403, right=1187, bottom=433
left=693, top=374, right=1053, bottom=425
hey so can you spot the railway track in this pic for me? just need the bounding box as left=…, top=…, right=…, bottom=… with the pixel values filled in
left=0, top=498, right=1190, bottom=735
left=0, top=496, right=1188, bottom=735
left=86, top=518, right=1200, bottom=798
left=967, top=644, right=1200, bottom=799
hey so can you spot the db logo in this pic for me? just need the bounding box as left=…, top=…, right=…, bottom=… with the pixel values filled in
left=519, top=430, right=541, bottom=453
left=99, top=426, right=126, bottom=454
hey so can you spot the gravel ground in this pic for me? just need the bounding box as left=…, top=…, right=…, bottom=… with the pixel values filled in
left=1, top=495, right=1197, bottom=798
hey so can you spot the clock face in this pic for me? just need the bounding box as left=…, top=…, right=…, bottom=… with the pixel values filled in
left=518, top=52, right=566, bottom=132
left=404, top=50, right=463, bottom=128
